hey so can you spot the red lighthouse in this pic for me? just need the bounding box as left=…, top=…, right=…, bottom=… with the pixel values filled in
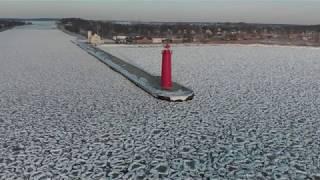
left=161, top=44, right=172, bottom=90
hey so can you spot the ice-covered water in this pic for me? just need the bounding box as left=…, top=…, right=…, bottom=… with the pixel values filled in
left=1, top=27, right=320, bottom=179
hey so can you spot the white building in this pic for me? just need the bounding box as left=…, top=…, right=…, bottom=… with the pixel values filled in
left=88, top=31, right=103, bottom=46
left=113, top=36, right=127, bottom=44
left=205, top=29, right=213, bottom=36
left=90, top=34, right=103, bottom=46
left=152, top=38, right=166, bottom=44
left=87, top=31, right=93, bottom=43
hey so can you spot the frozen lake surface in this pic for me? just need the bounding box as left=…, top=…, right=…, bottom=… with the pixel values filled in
left=1, top=27, right=320, bottom=179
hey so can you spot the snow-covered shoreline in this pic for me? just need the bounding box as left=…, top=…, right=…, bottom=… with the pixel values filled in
left=100, top=42, right=320, bottom=50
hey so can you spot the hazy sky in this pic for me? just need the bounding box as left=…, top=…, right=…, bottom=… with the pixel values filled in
left=0, top=0, right=319, bottom=25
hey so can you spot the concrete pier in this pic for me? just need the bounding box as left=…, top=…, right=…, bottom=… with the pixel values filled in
left=74, top=41, right=194, bottom=102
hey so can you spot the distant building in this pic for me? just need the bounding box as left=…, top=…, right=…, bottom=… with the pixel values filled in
left=92, top=34, right=103, bottom=46
left=135, top=37, right=152, bottom=44
left=263, top=33, right=274, bottom=39
left=192, top=35, right=203, bottom=43
left=302, top=31, right=314, bottom=41
left=65, top=22, right=73, bottom=27
left=205, top=29, right=213, bottom=36
left=152, top=38, right=166, bottom=44
left=289, top=33, right=300, bottom=40
left=113, top=35, right=127, bottom=44
left=88, top=31, right=93, bottom=43
left=88, top=31, right=103, bottom=46
left=171, top=38, right=183, bottom=43
left=213, top=30, right=225, bottom=40
left=312, top=32, right=320, bottom=42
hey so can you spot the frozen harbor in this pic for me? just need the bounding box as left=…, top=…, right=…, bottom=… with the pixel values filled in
left=1, top=24, right=320, bottom=179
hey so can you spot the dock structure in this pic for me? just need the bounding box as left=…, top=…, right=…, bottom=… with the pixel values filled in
left=73, top=41, right=194, bottom=102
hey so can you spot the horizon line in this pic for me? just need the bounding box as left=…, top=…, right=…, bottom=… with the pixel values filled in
left=1, top=17, right=320, bottom=26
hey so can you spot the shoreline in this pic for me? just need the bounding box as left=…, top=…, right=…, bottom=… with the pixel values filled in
left=58, top=27, right=320, bottom=49
left=206, top=40, right=320, bottom=48
left=100, top=42, right=320, bottom=49
left=0, top=27, right=14, bottom=32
